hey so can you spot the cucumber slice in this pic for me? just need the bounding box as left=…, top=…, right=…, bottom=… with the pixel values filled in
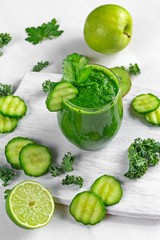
left=132, top=93, right=160, bottom=114
left=0, top=113, right=18, bottom=133
left=0, top=95, right=27, bottom=118
left=69, top=191, right=105, bottom=225
left=46, top=82, right=78, bottom=111
left=110, top=67, right=131, bottom=97
left=91, top=175, right=123, bottom=206
left=5, top=137, right=34, bottom=169
left=145, top=106, right=160, bottom=126
left=19, top=144, right=52, bottom=176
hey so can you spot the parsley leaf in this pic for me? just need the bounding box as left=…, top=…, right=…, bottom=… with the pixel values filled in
left=61, top=152, right=75, bottom=172
left=25, top=18, right=63, bottom=45
left=124, top=138, right=160, bottom=179
left=119, top=63, right=141, bottom=76
left=62, top=175, right=84, bottom=188
left=32, top=61, right=49, bottom=72
left=0, top=83, right=12, bottom=97
left=4, top=189, right=11, bottom=199
left=0, top=33, right=12, bottom=56
left=49, top=152, right=76, bottom=177
left=129, top=63, right=141, bottom=75
left=0, top=166, right=14, bottom=187
left=62, top=53, right=90, bottom=84
left=42, top=80, right=56, bottom=93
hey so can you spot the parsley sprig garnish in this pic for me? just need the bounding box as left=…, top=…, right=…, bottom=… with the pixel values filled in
left=25, top=18, right=63, bottom=45
left=42, top=80, right=56, bottom=93
left=32, top=61, right=49, bottom=72
left=120, top=63, right=141, bottom=75
left=0, top=33, right=12, bottom=56
left=125, top=138, right=160, bottom=179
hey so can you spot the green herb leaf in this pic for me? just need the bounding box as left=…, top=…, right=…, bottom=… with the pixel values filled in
left=129, top=63, right=141, bottom=75
left=77, top=67, right=92, bottom=84
left=0, top=166, right=14, bottom=187
left=4, top=189, right=11, bottom=199
left=25, top=18, right=63, bottom=45
left=0, top=83, right=12, bottom=97
left=61, top=152, right=75, bottom=172
left=124, top=138, right=160, bottom=179
left=62, top=53, right=89, bottom=83
left=62, top=175, right=84, bottom=188
left=32, top=61, right=49, bottom=72
left=0, top=51, right=3, bottom=56
left=42, top=80, right=56, bottom=93
left=49, top=164, right=62, bottom=177
left=0, top=33, right=12, bottom=48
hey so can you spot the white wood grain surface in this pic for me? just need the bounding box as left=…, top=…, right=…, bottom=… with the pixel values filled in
left=0, top=0, right=160, bottom=239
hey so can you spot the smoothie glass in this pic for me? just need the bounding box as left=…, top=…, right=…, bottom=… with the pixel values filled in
left=57, top=65, right=123, bottom=150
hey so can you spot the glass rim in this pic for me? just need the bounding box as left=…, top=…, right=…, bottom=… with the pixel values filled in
left=63, top=64, right=121, bottom=113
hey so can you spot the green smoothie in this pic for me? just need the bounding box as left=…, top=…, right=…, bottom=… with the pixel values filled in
left=57, top=64, right=123, bottom=150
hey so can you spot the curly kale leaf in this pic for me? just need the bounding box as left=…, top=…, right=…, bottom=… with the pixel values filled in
left=62, top=175, right=84, bottom=188
left=0, top=83, right=12, bottom=97
left=119, top=63, right=141, bottom=76
left=0, top=33, right=12, bottom=48
left=0, top=166, right=14, bottom=187
left=25, top=18, right=63, bottom=45
left=61, top=152, right=75, bottom=172
left=42, top=80, right=56, bottom=93
left=125, top=138, right=160, bottom=179
left=49, top=164, right=62, bottom=177
left=32, top=61, right=49, bottom=72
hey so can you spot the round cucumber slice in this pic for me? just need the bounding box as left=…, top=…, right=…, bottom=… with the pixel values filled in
left=145, top=105, right=160, bottom=126
left=69, top=191, right=105, bottom=225
left=132, top=93, right=160, bottom=114
left=5, top=137, right=34, bottom=169
left=110, top=67, right=131, bottom=97
left=0, top=113, right=18, bottom=133
left=91, top=175, right=123, bottom=206
left=19, top=144, right=52, bottom=176
left=6, top=180, right=54, bottom=229
left=46, top=82, right=78, bottom=111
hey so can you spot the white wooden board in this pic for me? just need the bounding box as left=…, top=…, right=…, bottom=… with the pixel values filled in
left=0, top=72, right=160, bottom=219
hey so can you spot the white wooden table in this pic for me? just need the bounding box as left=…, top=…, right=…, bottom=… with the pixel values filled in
left=0, top=0, right=160, bottom=239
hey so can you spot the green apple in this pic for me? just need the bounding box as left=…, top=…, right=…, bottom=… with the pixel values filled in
left=84, top=4, right=132, bottom=54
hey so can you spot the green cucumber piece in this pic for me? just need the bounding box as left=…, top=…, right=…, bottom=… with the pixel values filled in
left=46, top=82, right=78, bottom=111
left=91, top=175, right=123, bottom=206
left=0, top=95, right=27, bottom=118
left=145, top=106, right=160, bottom=126
left=132, top=93, right=160, bottom=114
left=5, top=137, right=34, bottom=169
left=19, top=144, right=52, bottom=176
left=0, top=113, right=18, bottom=133
left=110, top=67, right=131, bottom=97
left=69, top=191, right=105, bottom=225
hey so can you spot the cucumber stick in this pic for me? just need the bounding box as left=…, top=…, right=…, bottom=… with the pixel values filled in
left=91, top=175, right=123, bottom=206
left=132, top=93, right=159, bottom=114
left=46, top=82, right=78, bottom=111
left=0, top=95, right=27, bottom=118
left=0, top=113, right=18, bottom=133
left=19, top=144, right=52, bottom=176
left=5, top=137, right=34, bottom=169
left=69, top=191, right=105, bottom=225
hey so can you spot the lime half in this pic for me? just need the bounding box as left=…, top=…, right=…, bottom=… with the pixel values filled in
left=6, top=181, right=54, bottom=229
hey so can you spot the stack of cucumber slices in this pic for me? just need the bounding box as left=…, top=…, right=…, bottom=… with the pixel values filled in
left=70, top=175, right=123, bottom=225
left=0, top=95, right=27, bottom=133
left=132, top=93, right=160, bottom=126
left=5, top=137, right=52, bottom=176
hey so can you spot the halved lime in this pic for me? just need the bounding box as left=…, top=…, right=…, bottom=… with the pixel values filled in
left=6, top=181, right=54, bottom=229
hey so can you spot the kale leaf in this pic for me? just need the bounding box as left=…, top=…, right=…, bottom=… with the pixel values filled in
left=62, top=175, right=84, bottom=188
left=124, top=138, right=160, bottom=179
left=4, top=189, right=11, bottom=199
left=49, top=164, right=62, bottom=177
left=32, top=61, right=49, bottom=72
left=0, top=166, right=14, bottom=187
left=119, top=63, right=141, bottom=76
left=0, top=33, right=12, bottom=56
left=25, top=18, right=63, bottom=45
left=42, top=80, right=56, bottom=93
left=0, top=83, right=12, bottom=97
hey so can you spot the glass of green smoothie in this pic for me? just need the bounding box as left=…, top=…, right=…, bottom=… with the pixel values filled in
left=57, top=64, right=123, bottom=150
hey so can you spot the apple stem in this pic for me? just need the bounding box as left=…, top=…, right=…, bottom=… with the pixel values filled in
left=123, top=32, right=131, bottom=38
